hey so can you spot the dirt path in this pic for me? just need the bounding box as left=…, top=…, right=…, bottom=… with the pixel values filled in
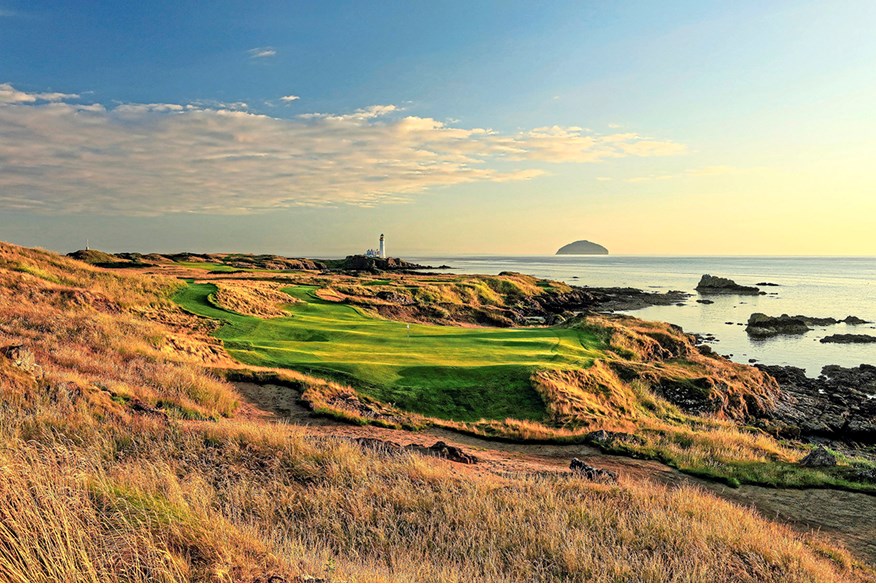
left=233, top=381, right=876, bottom=567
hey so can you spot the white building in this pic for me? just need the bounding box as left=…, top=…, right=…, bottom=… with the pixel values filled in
left=364, top=234, right=386, bottom=258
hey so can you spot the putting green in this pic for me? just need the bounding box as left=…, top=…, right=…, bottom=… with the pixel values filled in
left=175, top=283, right=606, bottom=422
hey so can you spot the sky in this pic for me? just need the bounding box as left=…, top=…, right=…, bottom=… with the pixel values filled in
left=1, top=0, right=875, bottom=256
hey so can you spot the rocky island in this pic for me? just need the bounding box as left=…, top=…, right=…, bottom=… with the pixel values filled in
left=555, top=240, right=609, bottom=255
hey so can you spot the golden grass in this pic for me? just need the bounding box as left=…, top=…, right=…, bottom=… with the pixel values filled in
left=0, top=242, right=236, bottom=421
left=0, top=407, right=870, bottom=582
left=212, top=281, right=296, bottom=318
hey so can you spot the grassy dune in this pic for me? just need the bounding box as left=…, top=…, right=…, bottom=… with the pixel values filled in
left=176, top=282, right=606, bottom=421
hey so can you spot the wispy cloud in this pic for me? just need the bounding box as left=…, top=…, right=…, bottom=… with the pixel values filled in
left=279, top=95, right=300, bottom=102
left=0, top=83, right=686, bottom=215
left=247, top=47, right=277, bottom=59
left=0, top=83, right=79, bottom=104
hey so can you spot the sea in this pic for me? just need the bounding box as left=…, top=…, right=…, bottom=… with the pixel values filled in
left=407, top=256, right=876, bottom=377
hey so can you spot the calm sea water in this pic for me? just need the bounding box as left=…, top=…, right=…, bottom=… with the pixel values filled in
left=408, top=256, right=876, bottom=376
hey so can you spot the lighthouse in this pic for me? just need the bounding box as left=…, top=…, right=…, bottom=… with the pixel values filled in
left=379, top=233, right=385, bottom=258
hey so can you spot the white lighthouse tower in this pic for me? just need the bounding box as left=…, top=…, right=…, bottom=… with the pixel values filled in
left=379, top=233, right=385, bottom=258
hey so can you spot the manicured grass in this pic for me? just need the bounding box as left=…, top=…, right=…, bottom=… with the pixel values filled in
left=175, top=283, right=607, bottom=422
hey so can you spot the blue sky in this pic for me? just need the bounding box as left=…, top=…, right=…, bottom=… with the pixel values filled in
left=1, top=1, right=875, bottom=255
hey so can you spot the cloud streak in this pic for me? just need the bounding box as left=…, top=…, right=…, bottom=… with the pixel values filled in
left=247, top=47, right=277, bottom=59
left=0, top=83, right=79, bottom=104
left=0, top=84, right=686, bottom=215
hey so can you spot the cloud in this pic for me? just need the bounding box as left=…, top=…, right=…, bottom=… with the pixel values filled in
left=0, top=83, right=686, bottom=215
left=248, top=47, right=277, bottom=59
left=0, top=83, right=79, bottom=104
left=298, top=104, right=400, bottom=121
left=280, top=95, right=300, bottom=102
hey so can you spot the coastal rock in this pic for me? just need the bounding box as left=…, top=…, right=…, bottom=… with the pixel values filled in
left=799, top=446, right=837, bottom=467
left=820, top=334, right=876, bottom=344
left=745, top=313, right=811, bottom=337
left=695, top=274, right=761, bottom=295
left=569, top=458, right=618, bottom=482
left=512, top=287, right=690, bottom=318
left=696, top=299, right=714, bottom=304
left=340, top=255, right=431, bottom=272
left=842, top=315, right=872, bottom=325
left=555, top=240, right=608, bottom=255
left=755, top=364, right=876, bottom=442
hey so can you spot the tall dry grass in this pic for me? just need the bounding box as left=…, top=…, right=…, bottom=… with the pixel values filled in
left=212, top=281, right=296, bottom=318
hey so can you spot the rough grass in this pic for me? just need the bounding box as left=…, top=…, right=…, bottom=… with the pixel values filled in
left=211, top=281, right=296, bottom=318
left=1, top=241, right=874, bottom=581
left=0, top=405, right=870, bottom=582
left=0, top=242, right=237, bottom=421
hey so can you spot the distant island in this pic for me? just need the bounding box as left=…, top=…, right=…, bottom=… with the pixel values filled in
left=555, top=240, right=609, bottom=255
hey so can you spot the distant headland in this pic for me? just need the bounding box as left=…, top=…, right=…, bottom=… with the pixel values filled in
left=555, top=240, right=609, bottom=255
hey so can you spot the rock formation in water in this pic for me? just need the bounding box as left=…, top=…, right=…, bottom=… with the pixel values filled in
left=746, top=313, right=811, bottom=337
left=555, top=240, right=609, bottom=255
left=820, top=334, right=876, bottom=344
left=695, top=274, right=761, bottom=295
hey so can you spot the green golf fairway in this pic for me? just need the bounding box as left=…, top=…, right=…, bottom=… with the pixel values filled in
left=175, top=283, right=606, bottom=422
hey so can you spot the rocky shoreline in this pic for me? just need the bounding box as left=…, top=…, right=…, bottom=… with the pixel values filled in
left=755, top=364, right=876, bottom=445
left=516, top=285, right=691, bottom=320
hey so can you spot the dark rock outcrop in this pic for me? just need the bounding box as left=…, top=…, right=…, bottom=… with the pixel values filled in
left=520, top=287, right=690, bottom=316
left=339, top=255, right=436, bottom=273
left=820, top=334, right=876, bottom=344
left=354, top=438, right=478, bottom=464
left=411, top=441, right=479, bottom=464
left=695, top=274, right=761, bottom=295
left=584, top=429, right=641, bottom=449
left=1, top=344, right=40, bottom=375
left=570, top=458, right=618, bottom=482
left=375, top=290, right=412, bottom=304
left=555, top=240, right=609, bottom=255
left=756, top=364, right=876, bottom=442
left=799, top=446, right=837, bottom=467
left=746, top=314, right=873, bottom=337
left=745, top=313, right=811, bottom=337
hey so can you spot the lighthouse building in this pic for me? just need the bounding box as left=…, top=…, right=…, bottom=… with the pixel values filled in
left=363, top=234, right=386, bottom=259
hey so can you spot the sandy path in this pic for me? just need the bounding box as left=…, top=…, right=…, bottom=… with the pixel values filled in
left=233, top=381, right=876, bottom=567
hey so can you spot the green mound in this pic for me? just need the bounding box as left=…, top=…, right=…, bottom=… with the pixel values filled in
left=175, top=283, right=607, bottom=422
